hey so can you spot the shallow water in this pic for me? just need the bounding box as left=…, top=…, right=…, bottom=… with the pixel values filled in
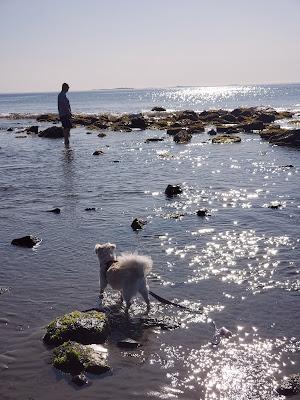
left=0, top=120, right=299, bottom=400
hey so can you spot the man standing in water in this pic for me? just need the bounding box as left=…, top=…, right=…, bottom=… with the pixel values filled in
left=58, top=83, right=72, bottom=147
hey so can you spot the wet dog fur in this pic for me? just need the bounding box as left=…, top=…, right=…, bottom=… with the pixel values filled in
left=95, top=243, right=152, bottom=313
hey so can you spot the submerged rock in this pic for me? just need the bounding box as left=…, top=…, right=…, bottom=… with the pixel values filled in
left=117, top=338, right=141, bottom=349
left=43, top=310, right=109, bottom=345
left=38, top=126, right=64, bottom=138
left=85, top=207, right=96, bottom=211
left=173, top=130, right=192, bottom=144
left=71, top=373, right=89, bottom=386
left=277, top=374, right=300, bottom=396
left=97, top=132, right=107, bottom=138
left=268, top=202, right=282, bottom=209
left=197, top=209, right=209, bottom=217
left=140, top=315, right=180, bottom=330
left=207, top=129, right=217, bottom=135
left=131, top=218, right=147, bottom=231
left=53, top=341, right=110, bottom=375
left=11, top=235, right=41, bottom=248
left=151, top=106, right=166, bottom=112
left=165, top=184, right=182, bottom=197
left=26, top=126, right=39, bottom=134
left=93, top=149, right=104, bottom=156
left=212, top=135, right=241, bottom=144
left=47, top=207, right=61, bottom=214
left=145, top=137, right=164, bottom=143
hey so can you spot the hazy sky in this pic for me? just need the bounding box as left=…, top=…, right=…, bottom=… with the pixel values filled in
left=0, top=0, right=299, bottom=92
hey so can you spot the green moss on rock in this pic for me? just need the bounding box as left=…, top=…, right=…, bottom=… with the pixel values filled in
left=53, top=341, right=110, bottom=374
left=43, top=310, right=109, bottom=345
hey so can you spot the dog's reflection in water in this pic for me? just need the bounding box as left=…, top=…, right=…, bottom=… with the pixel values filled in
left=95, top=243, right=153, bottom=314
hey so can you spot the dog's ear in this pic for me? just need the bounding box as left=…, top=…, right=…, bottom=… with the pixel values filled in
left=95, top=244, right=101, bottom=254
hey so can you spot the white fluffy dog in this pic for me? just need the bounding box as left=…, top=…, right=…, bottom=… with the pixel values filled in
left=95, top=243, right=153, bottom=313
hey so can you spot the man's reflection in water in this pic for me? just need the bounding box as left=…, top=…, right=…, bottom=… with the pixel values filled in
left=61, top=148, right=77, bottom=209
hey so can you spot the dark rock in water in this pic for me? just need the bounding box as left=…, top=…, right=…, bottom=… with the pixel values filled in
left=222, top=114, right=237, bottom=123
left=93, top=150, right=104, bottom=156
left=15, top=135, right=27, bottom=138
left=197, top=209, right=209, bottom=217
left=277, top=374, right=300, bottom=396
left=151, top=106, right=166, bottom=112
left=7, top=127, right=14, bottom=132
left=129, top=115, right=147, bottom=130
left=212, top=135, right=241, bottom=144
left=38, top=126, right=64, bottom=138
left=140, top=316, right=180, bottom=330
left=281, top=164, right=294, bottom=168
left=11, top=235, right=41, bottom=248
left=85, top=207, right=96, bottom=211
left=173, top=130, right=192, bottom=144
left=117, top=338, right=141, bottom=349
left=257, top=112, right=276, bottom=123
left=176, top=110, right=199, bottom=122
left=239, top=121, right=264, bottom=132
left=187, top=123, right=205, bottom=134
left=268, top=202, right=282, bottom=209
left=166, top=127, right=182, bottom=136
left=260, top=128, right=300, bottom=147
left=112, top=160, right=120, bottom=163
left=97, top=132, right=107, bottom=138
left=36, top=113, right=59, bottom=122
left=145, top=137, right=164, bottom=143
left=86, top=131, right=93, bottom=135
left=207, top=129, right=217, bottom=135
left=53, top=341, right=110, bottom=375
left=72, top=373, right=89, bottom=386
left=131, top=218, right=147, bottom=231
left=47, top=208, right=61, bottom=214
left=43, top=310, right=109, bottom=345
left=165, top=184, right=182, bottom=196
left=26, top=125, right=39, bottom=134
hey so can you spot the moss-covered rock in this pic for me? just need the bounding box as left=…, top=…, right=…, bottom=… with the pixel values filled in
left=212, top=134, right=241, bottom=144
left=53, top=341, right=110, bottom=375
left=43, top=310, right=109, bottom=346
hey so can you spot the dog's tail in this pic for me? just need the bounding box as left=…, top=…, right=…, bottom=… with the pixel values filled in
left=118, top=253, right=153, bottom=275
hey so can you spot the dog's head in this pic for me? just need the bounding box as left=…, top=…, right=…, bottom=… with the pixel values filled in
left=95, top=243, right=116, bottom=264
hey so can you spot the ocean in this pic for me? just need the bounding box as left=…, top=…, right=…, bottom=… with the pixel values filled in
left=0, top=84, right=299, bottom=400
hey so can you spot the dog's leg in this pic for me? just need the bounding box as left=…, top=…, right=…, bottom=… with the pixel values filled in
left=122, top=287, right=132, bottom=314
left=99, top=269, right=108, bottom=301
left=139, top=283, right=151, bottom=314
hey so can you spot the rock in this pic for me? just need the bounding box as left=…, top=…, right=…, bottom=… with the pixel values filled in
left=7, top=127, right=13, bottom=132
left=11, top=235, right=41, bottom=248
left=187, top=123, right=205, bottom=134
left=36, top=113, right=59, bottom=122
left=26, top=126, right=39, bottom=134
left=239, top=121, right=264, bottom=132
left=212, top=135, right=241, bottom=144
left=165, top=184, right=182, bottom=196
left=53, top=341, right=110, bottom=375
left=117, top=338, right=141, bottom=349
left=197, top=209, right=209, bottom=217
left=85, top=207, right=96, bottom=211
left=38, top=126, right=64, bottom=138
left=176, top=110, right=199, bottom=121
left=15, top=135, right=27, bottom=138
left=151, top=106, right=166, bottom=112
left=129, top=115, right=147, bottom=130
left=86, top=131, right=93, bottom=135
left=145, top=137, right=164, bottom=143
left=222, top=114, right=237, bottom=123
left=47, top=208, right=61, bottom=214
left=97, top=132, right=107, bottom=138
left=166, top=127, right=182, bottom=136
left=71, top=373, right=89, bottom=386
left=260, top=128, right=300, bottom=147
left=43, top=310, right=109, bottom=345
left=131, top=218, right=147, bottom=231
left=110, top=123, right=132, bottom=132
left=268, top=202, right=282, bottom=209
left=256, top=113, right=276, bottom=123
left=277, top=374, right=300, bottom=396
left=173, top=130, right=192, bottom=144
left=93, top=150, right=104, bottom=156
left=140, top=316, right=180, bottom=330
left=281, top=164, right=294, bottom=168
left=207, top=129, right=217, bottom=135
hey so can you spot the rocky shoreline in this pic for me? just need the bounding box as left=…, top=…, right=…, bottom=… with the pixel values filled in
left=2, top=106, right=300, bottom=148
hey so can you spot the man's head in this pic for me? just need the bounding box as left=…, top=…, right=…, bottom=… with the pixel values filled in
left=62, top=83, right=69, bottom=92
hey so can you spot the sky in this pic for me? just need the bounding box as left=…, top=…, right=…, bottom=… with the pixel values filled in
left=0, top=0, right=299, bottom=93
